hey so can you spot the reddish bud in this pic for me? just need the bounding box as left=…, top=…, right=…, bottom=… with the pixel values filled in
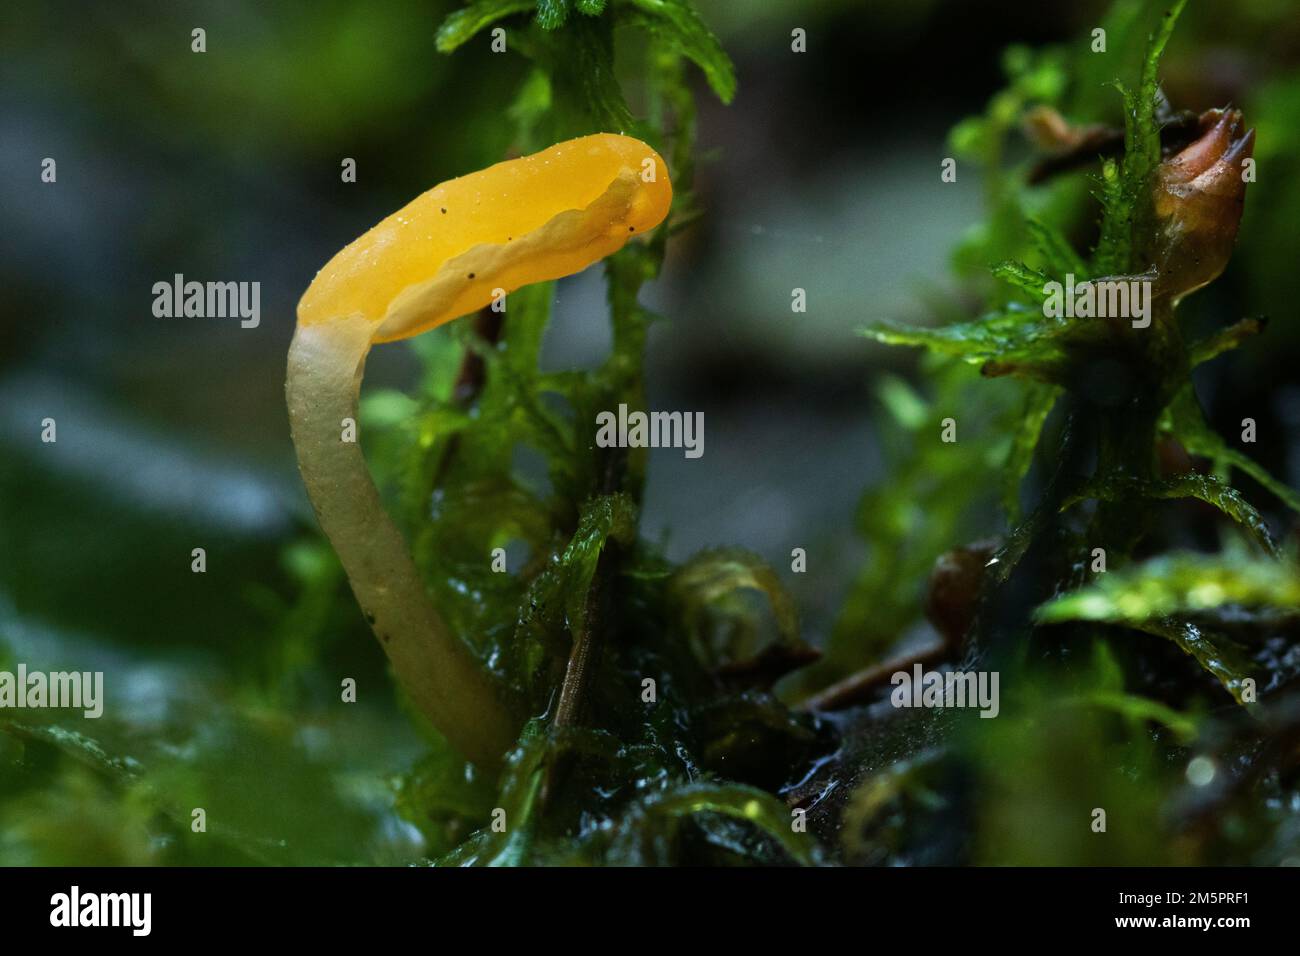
left=1149, top=108, right=1255, bottom=302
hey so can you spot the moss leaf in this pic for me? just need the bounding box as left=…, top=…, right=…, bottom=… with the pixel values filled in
left=621, top=0, right=737, bottom=104
left=436, top=0, right=536, bottom=53
left=1035, top=551, right=1300, bottom=623
left=1164, top=384, right=1300, bottom=515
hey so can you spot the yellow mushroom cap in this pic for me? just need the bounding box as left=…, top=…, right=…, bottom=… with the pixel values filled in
left=297, top=133, right=673, bottom=343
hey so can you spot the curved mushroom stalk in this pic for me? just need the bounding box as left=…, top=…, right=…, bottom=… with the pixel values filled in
left=286, top=134, right=672, bottom=767
left=287, top=315, right=518, bottom=765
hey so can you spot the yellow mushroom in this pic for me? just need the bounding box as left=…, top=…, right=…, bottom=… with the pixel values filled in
left=286, top=134, right=672, bottom=766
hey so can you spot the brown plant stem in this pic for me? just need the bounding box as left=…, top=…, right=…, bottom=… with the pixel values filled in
left=799, top=639, right=949, bottom=714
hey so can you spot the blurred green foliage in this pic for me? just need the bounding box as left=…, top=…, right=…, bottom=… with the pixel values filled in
left=6, top=0, right=1300, bottom=867
left=825, top=0, right=1300, bottom=866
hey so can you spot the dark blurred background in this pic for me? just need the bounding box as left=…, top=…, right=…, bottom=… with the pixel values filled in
left=4, top=0, right=1300, bottom=747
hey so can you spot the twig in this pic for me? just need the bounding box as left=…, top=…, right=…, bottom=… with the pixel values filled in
left=799, top=639, right=949, bottom=714
left=541, top=446, right=627, bottom=803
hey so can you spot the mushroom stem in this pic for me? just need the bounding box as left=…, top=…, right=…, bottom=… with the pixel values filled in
left=286, top=314, right=518, bottom=766
left=284, top=134, right=672, bottom=768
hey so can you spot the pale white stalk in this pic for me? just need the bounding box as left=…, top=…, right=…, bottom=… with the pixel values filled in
left=286, top=314, right=517, bottom=767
